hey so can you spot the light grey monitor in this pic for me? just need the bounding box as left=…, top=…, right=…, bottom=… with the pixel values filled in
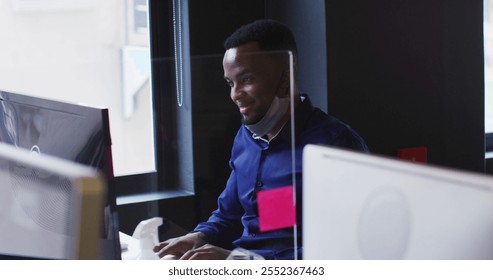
left=303, top=144, right=493, bottom=259
left=0, top=142, right=106, bottom=259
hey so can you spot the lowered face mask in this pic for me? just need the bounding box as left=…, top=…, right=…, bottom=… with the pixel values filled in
left=245, top=95, right=290, bottom=137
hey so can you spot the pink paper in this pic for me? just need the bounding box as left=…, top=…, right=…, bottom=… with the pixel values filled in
left=257, top=185, right=296, bottom=232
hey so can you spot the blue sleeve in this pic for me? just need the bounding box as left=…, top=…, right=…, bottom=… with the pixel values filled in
left=193, top=164, right=244, bottom=249
left=332, top=123, right=369, bottom=153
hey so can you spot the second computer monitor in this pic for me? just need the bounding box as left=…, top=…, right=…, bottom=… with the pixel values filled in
left=0, top=90, right=120, bottom=259
left=303, top=144, right=493, bottom=260
left=0, top=142, right=106, bottom=259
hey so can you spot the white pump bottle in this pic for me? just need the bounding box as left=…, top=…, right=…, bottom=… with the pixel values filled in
left=131, top=217, right=163, bottom=260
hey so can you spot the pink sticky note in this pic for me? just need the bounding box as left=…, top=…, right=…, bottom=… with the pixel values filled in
left=257, top=185, right=296, bottom=232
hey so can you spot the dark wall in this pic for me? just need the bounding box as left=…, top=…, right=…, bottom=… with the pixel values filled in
left=188, top=0, right=265, bottom=56
left=325, top=0, right=485, bottom=172
left=266, top=0, right=328, bottom=112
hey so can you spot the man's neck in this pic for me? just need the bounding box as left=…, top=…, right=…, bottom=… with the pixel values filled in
left=266, top=92, right=300, bottom=140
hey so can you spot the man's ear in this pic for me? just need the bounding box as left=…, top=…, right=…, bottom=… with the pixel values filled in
left=276, top=69, right=291, bottom=98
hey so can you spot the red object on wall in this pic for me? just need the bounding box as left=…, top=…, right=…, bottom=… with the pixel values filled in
left=397, top=146, right=427, bottom=163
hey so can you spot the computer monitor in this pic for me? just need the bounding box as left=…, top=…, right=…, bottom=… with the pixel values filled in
left=0, top=90, right=120, bottom=259
left=0, top=90, right=113, bottom=177
left=302, top=144, right=493, bottom=259
left=0, top=142, right=106, bottom=259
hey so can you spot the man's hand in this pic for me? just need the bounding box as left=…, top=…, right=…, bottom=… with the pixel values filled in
left=153, top=232, right=208, bottom=259
left=179, top=244, right=231, bottom=260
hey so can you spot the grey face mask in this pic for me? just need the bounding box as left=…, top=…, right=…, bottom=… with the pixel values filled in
left=245, top=95, right=290, bottom=137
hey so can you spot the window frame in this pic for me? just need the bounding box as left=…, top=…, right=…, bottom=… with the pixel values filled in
left=115, top=0, right=193, bottom=200
left=486, top=133, right=493, bottom=153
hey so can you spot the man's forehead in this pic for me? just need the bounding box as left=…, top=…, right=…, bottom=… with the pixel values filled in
left=223, top=47, right=240, bottom=63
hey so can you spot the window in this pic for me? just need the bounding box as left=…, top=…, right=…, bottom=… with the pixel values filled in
left=485, top=0, right=493, bottom=135
left=0, top=0, right=154, bottom=176
left=486, top=0, right=493, bottom=156
left=1, top=0, right=196, bottom=200
left=148, top=0, right=194, bottom=194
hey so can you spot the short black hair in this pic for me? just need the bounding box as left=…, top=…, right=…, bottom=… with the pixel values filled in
left=224, top=19, right=298, bottom=58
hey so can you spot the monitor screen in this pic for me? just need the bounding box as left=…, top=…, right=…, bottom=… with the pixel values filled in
left=0, top=142, right=106, bottom=259
left=0, top=90, right=113, bottom=175
left=0, top=90, right=120, bottom=259
left=303, top=144, right=493, bottom=259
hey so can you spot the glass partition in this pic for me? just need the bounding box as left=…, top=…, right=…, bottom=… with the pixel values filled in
left=151, top=51, right=300, bottom=259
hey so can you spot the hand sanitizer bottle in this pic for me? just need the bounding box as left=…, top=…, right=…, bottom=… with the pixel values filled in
left=132, top=217, right=163, bottom=260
